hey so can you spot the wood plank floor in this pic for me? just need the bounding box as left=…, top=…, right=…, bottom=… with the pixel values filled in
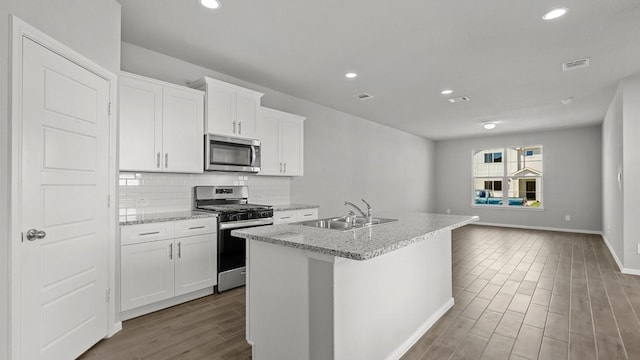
left=80, top=225, right=640, bottom=360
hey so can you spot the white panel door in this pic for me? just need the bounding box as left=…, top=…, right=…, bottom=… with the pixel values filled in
left=119, top=74, right=163, bottom=172
left=174, top=234, right=216, bottom=296
left=281, top=118, right=304, bottom=176
left=162, top=87, right=204, bottom=173
left=120, top=240, right=175, bottom=311
left=20, top=38, right=110, bottom=360
left=256, top=110, right=281, bottom=175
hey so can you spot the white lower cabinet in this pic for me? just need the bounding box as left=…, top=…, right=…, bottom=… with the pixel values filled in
left=273, top=208, right=319, bottom=224
left=120, top=218, right=217, bottom=319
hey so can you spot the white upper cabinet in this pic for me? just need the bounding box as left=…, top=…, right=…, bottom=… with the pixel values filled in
left=257, top=107, right=305, bottom=176
left=119, top=72, right=204, bottom=173
left=191, top=76, right=263, bottom=139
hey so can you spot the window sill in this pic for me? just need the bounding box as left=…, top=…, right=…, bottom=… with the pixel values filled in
left=471, top=204, right=545, bottom=211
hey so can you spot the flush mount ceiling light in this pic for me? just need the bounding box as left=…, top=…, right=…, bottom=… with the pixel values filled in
left=440, top=89, right=454, bottom=95
left=200, top=0, right=221, bottom=9
left=345, top=72, right=358, bottom=79
left=561, top=97, right=574, bottom=105
left=542, top=7, right=568, bottom=20
left=483, top=123, right=496, bottom=130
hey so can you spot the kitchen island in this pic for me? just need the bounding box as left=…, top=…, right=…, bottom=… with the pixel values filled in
left=232, top=213, right=478, bottom=360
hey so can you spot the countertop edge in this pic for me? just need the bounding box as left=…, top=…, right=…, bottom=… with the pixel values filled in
left=119, top=211, right=217, bottom=226
left=271, top=204, right=320, bottom=212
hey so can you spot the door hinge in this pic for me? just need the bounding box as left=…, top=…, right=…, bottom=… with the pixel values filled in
left=107, top=195, right=111, bottom=208
left=105, top=288, right=111, bottom=303
left=108, top=102, right=112, bottom=116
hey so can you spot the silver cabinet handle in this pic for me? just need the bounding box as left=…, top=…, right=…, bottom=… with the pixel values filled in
left=238, top=121, right=242, bottom=134
left=139, top=231, right=160, bottom=236
left=165, top=153, right=168, bottom=168
left=280, top=216, right=292, bottom=220
left=169, top=243, right=173, bottom=260
left=284, top=162, right=287, bottom=173
left=233, top=121, right=236, bottom=133
left=25, top=229, right=46, bottom=241
left=156, top=152, right=161, bottom=168
left=178, top=242, right=181, bottom=258
left=279, top=162, right=283, bottom=173
left=188, top=226, right=205, bottom=230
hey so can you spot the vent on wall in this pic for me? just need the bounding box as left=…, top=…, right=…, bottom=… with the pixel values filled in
left=448, top=96, right=470, bottom=103
left=354, top=93, right=374, bottom=100
left=562, top=58, right=590, bottom=71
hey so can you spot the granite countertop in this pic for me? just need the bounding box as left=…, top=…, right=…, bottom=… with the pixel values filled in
left=232, top=213, right=478, bottom=260
left=119, top=210, right=217, bottom=226
left=271, top=204, right=320, bottom=212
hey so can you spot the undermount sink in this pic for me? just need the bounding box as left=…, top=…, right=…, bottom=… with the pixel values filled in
left=298, top=216, right=397, bottom=231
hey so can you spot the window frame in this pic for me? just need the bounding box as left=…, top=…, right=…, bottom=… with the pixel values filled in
left=471, top=145, right=544, bottom=210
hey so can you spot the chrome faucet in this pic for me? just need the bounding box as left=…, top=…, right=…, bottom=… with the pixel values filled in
left=344, top=198, right=373, bottom=224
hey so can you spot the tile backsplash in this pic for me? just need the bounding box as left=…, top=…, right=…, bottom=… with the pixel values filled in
left=119, top=172, right=291, bottom=216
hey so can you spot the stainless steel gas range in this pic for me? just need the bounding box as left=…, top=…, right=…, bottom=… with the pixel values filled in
left=194, top=186, right=273, bottom=292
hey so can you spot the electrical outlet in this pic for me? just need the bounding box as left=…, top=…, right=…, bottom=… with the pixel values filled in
left=446, top=209, right=451, bottom=214
left=565, top=215, right=571, bottom=221
left=135, top=196, right=148, bottom=206
left=257, top=194, right=264, bottom=201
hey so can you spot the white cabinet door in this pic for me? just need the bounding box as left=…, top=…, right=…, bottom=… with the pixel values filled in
left=256, top=109, right=281, bottom=175
left=119, top=75, right=162, bottom=172
left=280, top=117, right=304, bottom=176
left=205, top=80, right=236, bottom=136
left=175, top=233, right=216, bottom=296
left=162, top=87, right=204, bottom=173
left=193, top=76, right=263, bottom=138
left=121, top=239, right=175, bottom=311
left=257, top=107, right=305, bottom=176
left=236, top=91, right=259, bottom=138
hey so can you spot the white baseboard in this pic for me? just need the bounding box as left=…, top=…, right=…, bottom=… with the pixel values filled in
left=385, top=297, right=455, bottom=360
left=120, top=287, right=214, bottom=321
left=107, top=322, right=122, bottom=338
left=600, top=233, right=640, bottom=275
left=475, top=221, right=601, bottom=235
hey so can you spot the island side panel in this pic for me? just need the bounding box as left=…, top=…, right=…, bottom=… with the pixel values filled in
left=333, top=230, right=454, bottom=360
left=247, top=240, right=311, bottom=360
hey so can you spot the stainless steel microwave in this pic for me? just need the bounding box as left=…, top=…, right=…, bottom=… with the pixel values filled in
left=205, top=134, right=261, bottom=173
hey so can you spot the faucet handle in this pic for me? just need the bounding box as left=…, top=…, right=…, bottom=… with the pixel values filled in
left=361, top=198, right=372, bottom=210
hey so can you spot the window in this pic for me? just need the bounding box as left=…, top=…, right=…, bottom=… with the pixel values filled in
left=473, top=146, right=543, bottom=207
left=484, top=152, right=503, bottom=163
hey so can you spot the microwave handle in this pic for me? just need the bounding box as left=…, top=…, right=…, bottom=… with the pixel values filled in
left=251, top=145, right=256, bottom=166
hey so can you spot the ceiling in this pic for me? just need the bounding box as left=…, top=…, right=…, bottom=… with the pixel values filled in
left=118, top=0, right=640, bottom=140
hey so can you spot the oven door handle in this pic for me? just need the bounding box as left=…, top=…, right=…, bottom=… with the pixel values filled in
left=220, top=218, right=274, bottom=230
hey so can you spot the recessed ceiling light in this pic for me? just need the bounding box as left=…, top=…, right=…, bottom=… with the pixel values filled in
left=542, top=7, right=568, bottom=20
left=200, top=0, right=221, bottom=9
left=561, top=97, right=574, bottom=105
left=483, top=123, right=496, bottom=130
left=345, top=72, right=358, bottom=79
left=441, top=89, right=454, bottom=95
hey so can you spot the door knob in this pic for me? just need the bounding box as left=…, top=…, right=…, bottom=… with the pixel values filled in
left=25, top=229, right=46, bottom=241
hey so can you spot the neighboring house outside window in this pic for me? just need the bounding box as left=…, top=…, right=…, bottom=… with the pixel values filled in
left=472, top=146, right=543, bottom=207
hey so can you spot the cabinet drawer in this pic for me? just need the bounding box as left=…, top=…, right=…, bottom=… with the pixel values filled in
left=121, top=222, right=174, bottom=245
left=174, top=218, right=216, bottom=238
left=273, top=208, right=318, bottom=224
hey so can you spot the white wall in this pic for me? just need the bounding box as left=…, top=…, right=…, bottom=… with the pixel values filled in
left=622, top=76, right=640, bottom=271
left=0, top=1, right=121, bottom=358
left=604, top=74, right=640, bottom=273
left=120, top=42, right=436, bottom=218
left=434, top=125, right=602, bottom=232
left=602, top=84, right=624, bottom=265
